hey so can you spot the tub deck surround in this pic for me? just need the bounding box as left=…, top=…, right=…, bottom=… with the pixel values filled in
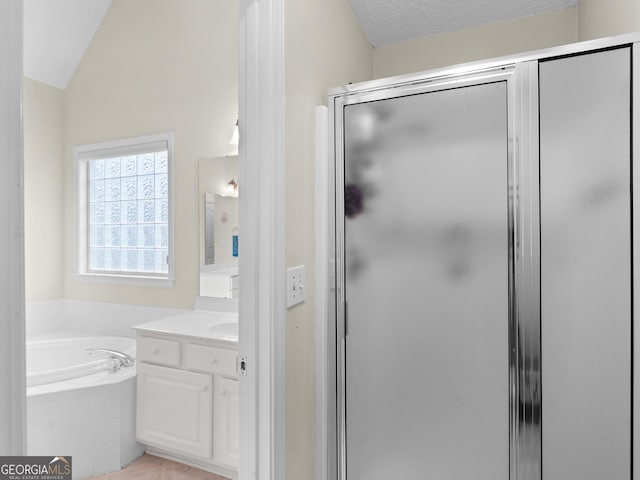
left=133, top=310, right=239, bottom=479
left=27, top=376, right=144, bottom=479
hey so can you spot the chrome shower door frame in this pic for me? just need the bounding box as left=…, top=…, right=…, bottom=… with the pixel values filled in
left=328, top=61, right=541, bottom=480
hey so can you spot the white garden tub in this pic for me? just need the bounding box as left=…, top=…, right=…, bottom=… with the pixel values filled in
left=26, top=333, right=143, bottom=479
left=27, top=335, right=136, bottom=387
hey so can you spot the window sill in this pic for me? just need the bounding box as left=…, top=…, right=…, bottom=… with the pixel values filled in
left=72, top=272, right=175, bottom=288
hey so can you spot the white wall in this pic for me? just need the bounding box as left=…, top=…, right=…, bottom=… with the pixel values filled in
left=26, top=299, right=187, bottom=338
left=284, top=0, right=372, bottom=478
left=578, top=0, right=640, bottom=40
left=373, top=7, right=578, bottom=78
left=63, top=0, right=238, bottom=308
left=24, top=78, right=64, bottom=302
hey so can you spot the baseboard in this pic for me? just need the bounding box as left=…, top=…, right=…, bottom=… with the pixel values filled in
left=145, top=446, right=238, bottom=480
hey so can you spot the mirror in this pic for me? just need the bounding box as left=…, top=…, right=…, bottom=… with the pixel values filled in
left=199, top=156, right=239, bottom=297
left=204, top=193, right=239, bottom=265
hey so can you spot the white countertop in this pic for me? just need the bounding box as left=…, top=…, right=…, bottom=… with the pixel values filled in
left=132, top=310, right=238, bottom=344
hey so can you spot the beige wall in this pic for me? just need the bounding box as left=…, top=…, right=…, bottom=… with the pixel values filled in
left=284, top=0, right=372, bottom=477
left=578, top=0, right=640, bottom=40
left=373, top=7, right=578, bottom=78
left=63, top=0, right=237, bottom=307
left=24, top=78, right=65, bottom=301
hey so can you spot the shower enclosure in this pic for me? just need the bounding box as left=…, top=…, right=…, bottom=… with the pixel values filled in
left=328, top=37, right=639, bottom=480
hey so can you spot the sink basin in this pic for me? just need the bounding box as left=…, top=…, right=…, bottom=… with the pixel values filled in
left=207, top=322, right=238, bottom=340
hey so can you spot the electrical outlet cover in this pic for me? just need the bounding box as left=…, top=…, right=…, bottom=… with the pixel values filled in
left=286, top=265, right=305, bottom=308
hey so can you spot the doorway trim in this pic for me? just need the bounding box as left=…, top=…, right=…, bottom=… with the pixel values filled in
left=0, top=0, right=26, bottom=456
left=238, top=0, right=286, bottom=479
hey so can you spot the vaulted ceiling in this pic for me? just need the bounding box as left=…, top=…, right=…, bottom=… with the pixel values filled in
left=23, top=0, right=111, bottom=89
left=23, top=0, right=579, bottom=89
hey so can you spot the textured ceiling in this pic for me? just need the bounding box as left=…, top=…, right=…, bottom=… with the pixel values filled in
left=348, top=0, right=578, bottom=48
left=25, top=0, right=580, bottom=88
left=24, top=0, right=112, bottom=89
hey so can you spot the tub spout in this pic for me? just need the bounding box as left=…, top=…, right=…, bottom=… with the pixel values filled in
left=86, top=348, right=135, bottom=372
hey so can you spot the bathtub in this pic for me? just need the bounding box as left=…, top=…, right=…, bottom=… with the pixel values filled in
left=27, top=335, right=136, bottom=387
left=26, top=332, right=145, bottom=479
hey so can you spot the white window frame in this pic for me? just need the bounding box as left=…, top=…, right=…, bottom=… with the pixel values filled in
left=73, top=132, right=175, bottom=287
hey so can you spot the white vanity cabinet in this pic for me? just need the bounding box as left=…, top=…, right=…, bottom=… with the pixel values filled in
left=136, top=362, right=213, bottom=459
left=215, top=376, right=240, bottom=466
left=134, top=320, right=239, bottom=478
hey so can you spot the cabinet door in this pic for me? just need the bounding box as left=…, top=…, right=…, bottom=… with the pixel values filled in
left=214, top=377, right=239, bottom=468
left=136, top=362, right=213, bottom=459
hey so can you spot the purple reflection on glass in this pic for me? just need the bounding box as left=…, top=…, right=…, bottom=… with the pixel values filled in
left=345, top=183, right=363, bottom=219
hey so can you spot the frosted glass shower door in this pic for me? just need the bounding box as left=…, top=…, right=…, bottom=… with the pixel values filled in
left=343, top=81, right=510, bottom=480
left=540, top=47, right=631, bottom=480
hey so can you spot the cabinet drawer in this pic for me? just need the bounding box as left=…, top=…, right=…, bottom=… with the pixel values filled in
left=184, top=343, right=237, bottom=376
left=138, top=336, right=181, bottom=367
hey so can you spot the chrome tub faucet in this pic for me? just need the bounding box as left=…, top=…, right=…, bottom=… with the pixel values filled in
left=86, top=348, right=135, bottom=372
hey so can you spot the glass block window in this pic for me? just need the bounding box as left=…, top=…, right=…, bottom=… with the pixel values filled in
left=76, top=133, right=173, bottom=281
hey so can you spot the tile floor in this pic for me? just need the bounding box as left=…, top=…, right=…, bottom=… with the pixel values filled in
left=87, top=454, right=230, bottom=480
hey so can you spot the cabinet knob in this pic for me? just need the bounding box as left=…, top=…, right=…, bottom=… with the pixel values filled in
left=153, top=348, right=160, bottom=354
left=203, top=386, right=209, bottom=392
left=210, top=358, right=218, bottom=365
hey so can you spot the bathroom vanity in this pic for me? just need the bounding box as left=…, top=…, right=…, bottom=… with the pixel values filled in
left=133, top=311, right=238, bottom=479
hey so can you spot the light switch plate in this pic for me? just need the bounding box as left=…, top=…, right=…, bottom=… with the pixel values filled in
left=286, top=265, right=305, bottom=308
